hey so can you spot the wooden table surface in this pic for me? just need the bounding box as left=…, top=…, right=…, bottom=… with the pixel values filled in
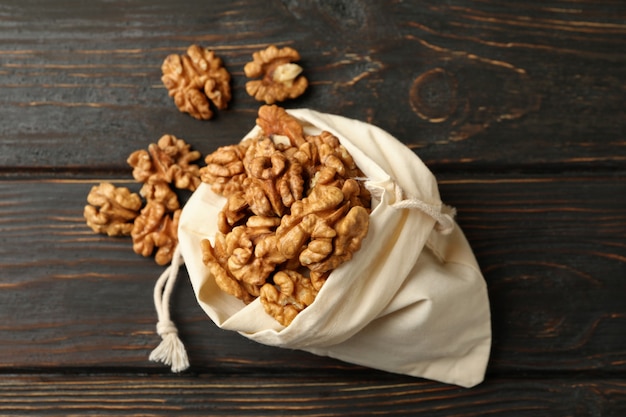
left=1, top=0, right=625, bottom=415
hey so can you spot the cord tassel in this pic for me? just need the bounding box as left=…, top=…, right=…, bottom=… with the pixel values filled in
left=149, top=245, right=189, bottom=372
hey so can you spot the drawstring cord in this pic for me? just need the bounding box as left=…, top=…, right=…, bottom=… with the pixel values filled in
left=394, top=198, right=456, bottom=234
left=149, top=244, right=189, bottom=372
left=370, top=180, right=457, bottom=234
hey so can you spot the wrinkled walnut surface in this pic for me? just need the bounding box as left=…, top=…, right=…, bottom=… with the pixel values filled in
left=128, top=134, right=201, bottom=191
left=244, top=45, right=308, bottom=104
left=162, top=44, right=231, bottom=120
left=132, top=203, right=181, bottom=266
left=85, top=135, right=201, bottom=266
left=200, top=105, right=371, bottom=325
left=125, top=135, right=200, bottom=265
left=260, top=270, right=318, bottom=326
left=84, top=182, right=142, bottom=236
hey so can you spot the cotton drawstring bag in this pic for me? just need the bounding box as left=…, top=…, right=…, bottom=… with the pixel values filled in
left=152, top=108, right=492, bottom=388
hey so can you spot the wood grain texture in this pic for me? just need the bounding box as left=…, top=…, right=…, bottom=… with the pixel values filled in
left=0, top=374, right=625, bottom=417
left=0, top=0, right=624, bottom=172
left=1, top=175, right=623, bottom=374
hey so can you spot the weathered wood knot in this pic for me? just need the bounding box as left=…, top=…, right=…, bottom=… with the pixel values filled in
left=409, top=68, right=458, bottom=123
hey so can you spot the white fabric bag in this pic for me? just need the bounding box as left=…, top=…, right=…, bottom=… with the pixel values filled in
left=176, top=108, right=491, bottom=388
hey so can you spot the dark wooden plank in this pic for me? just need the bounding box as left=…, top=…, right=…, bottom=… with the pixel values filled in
left=0, top=174, right=624, bottom=374
left=0, top=0, right=624, bottom=172
left=0, top=373, right=624, bottom=416
left=438, top=174, right=626, bottom=373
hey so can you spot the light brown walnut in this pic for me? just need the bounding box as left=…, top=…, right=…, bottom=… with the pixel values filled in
left=200, top=141, right=251, bottom=196
left=245, top=137, right=305, bottom=207
left=236, top=137, right=305, bottom=218
left=244, top=177, right=285, bottom=218
left=201, top=215, right=286, bottom=303
left=84, top=182, right=142, bottom=236
left=139, top=182, right=180, bottom=212
left=201, top=238, right=255, bottom=304
left=162, top=44, right=231, bottom=120
left=227, top=239, right=279, bottom=287
left=131, top=202, right=181, bottom=266
left=276, top=161, right=305, bottom=209
left=223, top=219, right=284, bottom=286
left=310, top=271, right=330, bottom=292
left=217, top=191, right=249, bottom=234
left=127, top=134, right=201, bottom=191
left=257, top=105, right=306, bottom=147
left=304, top=205, right=370, bottom=273
left=244, top=45, right=308, bottom=104
left=244, top=137, right=288, bottom=180
left=275, top=182, right=369, bottom=273
left=276, top=185, right=348, bottom=259
left=260, top=270, right=318, bottom=326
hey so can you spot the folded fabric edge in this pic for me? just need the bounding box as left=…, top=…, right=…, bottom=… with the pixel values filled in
left=303, top=318, right=491, bottom=388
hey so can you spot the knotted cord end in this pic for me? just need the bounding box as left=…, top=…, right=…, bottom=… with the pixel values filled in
left=149, top=245, right=189, bottom=373
left=149, top=319, right=189, bottom=373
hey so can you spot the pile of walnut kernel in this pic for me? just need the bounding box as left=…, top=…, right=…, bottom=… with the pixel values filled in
left=199, top=105, right=371, bottom=326
left=84, top=134, right=202, bottom=266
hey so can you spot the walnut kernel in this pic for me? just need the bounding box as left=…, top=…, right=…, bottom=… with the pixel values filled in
left=127, top=134, right=201, bottom=191
left=131, top=202, right=181, bottom=266
left=256, top=105, right=306, bottom=147
left=244, top=45, right=308, bottom=104
left=260, top=270, right=318, bottom=326
left=84, top=182, right=142, bottom=236
left=200, top=142, right=249, bottom=197
left=162, top=45, right=231, bottom=120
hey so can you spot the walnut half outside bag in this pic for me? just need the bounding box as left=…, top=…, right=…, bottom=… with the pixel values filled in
left=178, top=109, right=492, bottom=388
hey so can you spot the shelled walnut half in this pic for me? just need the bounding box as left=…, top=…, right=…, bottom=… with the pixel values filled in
left=127, top=134, right=202, bottom=191
left=132, top=202, right=181, bottom=266
left=84, top=182, right=142, bottom=237
left=162, top=44, right=232, bottom=120
left=244, top=45, right=308, bottom=104
left=124, top=135, right=200, bottom=265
